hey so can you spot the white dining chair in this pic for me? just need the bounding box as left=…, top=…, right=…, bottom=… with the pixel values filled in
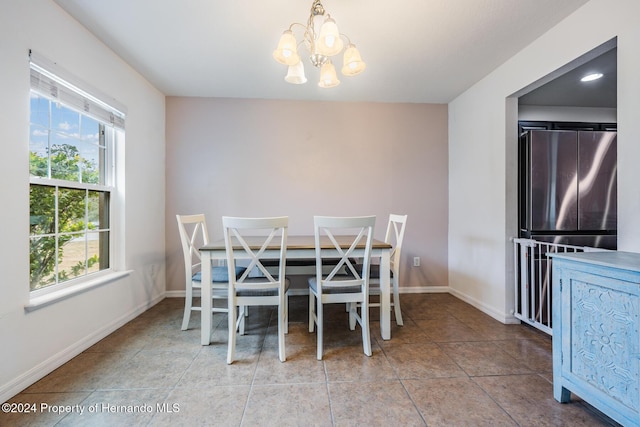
left=369, top=214, right=408, bottom=326
left=176, top=214, right=244, bottom=331
left=222, top=216, right=289, bottom=364
left=308, top=215, right=375, bottom=360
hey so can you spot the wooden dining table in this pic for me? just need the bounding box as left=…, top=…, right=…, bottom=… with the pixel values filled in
left=198, top=235, right=393, bottom=345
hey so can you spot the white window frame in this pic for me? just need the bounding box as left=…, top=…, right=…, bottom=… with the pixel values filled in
left=26, top=52, right=129, bottom=310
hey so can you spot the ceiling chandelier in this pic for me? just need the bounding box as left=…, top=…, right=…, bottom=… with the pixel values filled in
left=272, top=0, right=366, bottom=88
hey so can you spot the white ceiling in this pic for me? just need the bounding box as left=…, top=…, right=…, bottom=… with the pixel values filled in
left=53, top=0, right=593, bottom=104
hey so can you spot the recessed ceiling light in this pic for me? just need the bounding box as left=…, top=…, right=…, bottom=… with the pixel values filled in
left=581, top=73, right=603, bottom=82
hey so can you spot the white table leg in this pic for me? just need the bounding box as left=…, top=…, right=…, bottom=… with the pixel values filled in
left=200, top=251, right=212, bottom=345
left=379, top=249, right=391, bottom=340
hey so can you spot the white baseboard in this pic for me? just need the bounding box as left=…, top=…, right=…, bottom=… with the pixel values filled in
left=400, top=285, right=450, bottom=294
left=164, top=290, right=188, bottom=298
left=0, top=293, right=165, bottom=404
left=448, top=287, right=519, bottom=324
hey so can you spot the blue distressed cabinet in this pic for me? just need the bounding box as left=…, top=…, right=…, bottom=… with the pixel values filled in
left=550, top=251, right=640, bottom=427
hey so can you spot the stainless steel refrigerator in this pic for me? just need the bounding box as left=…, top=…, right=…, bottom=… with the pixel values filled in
left=519, top=129, right=617, bottom=249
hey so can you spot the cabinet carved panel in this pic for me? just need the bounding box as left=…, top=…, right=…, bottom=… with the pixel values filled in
left=552, top=251, right=640, bottom=426
left=571, top=280, right=639, bottom=409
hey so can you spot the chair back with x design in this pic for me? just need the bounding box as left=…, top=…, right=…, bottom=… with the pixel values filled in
left=222, top=216, right=289, bottom=364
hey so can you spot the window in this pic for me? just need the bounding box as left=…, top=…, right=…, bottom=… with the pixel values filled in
left=29, top=55, right=125, bottom=293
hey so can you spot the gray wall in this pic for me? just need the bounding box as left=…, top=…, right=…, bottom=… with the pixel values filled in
left=165, top=97, right=449, bottom=292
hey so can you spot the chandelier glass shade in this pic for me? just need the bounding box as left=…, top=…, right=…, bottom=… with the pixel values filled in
left=272, top=0, right=366, bottom=88
left=285, top=60, right=307, bottom=84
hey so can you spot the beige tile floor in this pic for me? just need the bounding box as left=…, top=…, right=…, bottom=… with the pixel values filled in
left=2, top=293, right=622, bottom=426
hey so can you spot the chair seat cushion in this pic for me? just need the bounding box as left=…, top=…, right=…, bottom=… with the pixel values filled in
left=193, top=266, right=246, bottom=283
left=308, top=277, right=361, bottom=294
left=236, top=277, right=290, bottom=297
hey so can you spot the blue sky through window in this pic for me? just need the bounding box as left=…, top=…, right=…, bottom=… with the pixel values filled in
left=30, top=93, right=104, bottom=182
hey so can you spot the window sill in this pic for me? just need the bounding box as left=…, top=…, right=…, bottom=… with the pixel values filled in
left=24, top=270, right=132, bottom=312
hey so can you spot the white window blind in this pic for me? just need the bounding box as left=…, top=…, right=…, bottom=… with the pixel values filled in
left=29, top=51, right=126, bottom=130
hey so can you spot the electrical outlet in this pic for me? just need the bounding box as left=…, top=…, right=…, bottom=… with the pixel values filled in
left=413, top=257, right=420, bottom=267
